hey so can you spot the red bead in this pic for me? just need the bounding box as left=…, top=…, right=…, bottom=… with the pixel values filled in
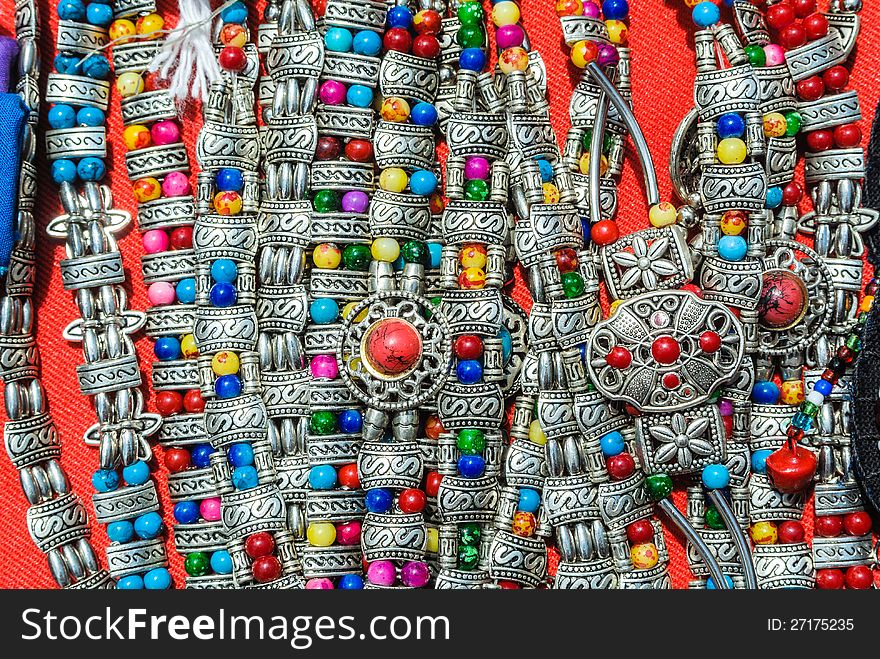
left=766, top=2, right=796, bottom=29
left=362, top=318, right=423, bottom=376
left=626, top=520, right=654, bottom=544
left=606, top=452, right=635, bottom=480
left=497, top=580, right=521, bottom=589
left=844, top=511, right=873, bottom=536
left=662, top=372, right=681, bottom=389
left=681, top=283, right=703, bottom=298
left=777, top=520, right=805, bottom=544
left=782, top=182, right=803, bottom=206
left=399, top=488, right=427, bottom=513
left=816, top=568, right=845, bottom=589
left=816, top=515, right=844, bottom=537
left=554, top=248, right=578, bottom=273
left=605, top=346, right=632, bottom=369
left=183, top=389, right=205, bottom=414
left=722, top=414, right=733, bottom=438
left=315, top=136, right=341, bottom=161
left=805, top=129, right=834, bottom=152
left=792, top=0, right=817, bottom=18
left=803, top=12, right=828, bottom=40
left=778, top=24, right=806, bottom=50
left=590, top=219, right=619, bottom=245
left=765, top=443, right=817, bottom=493
left=414, top=9, right=442, bottom=35
left=345, top=138, right=373, bottom=162
left=699, top=330, right=721, bottom=353
left=412, top=34, right=440, bottom=59
left=245, top=532, right=275, bottom=558
left=425, top=470, right=442, bottom=497
left=845, top=565, right=874, bottom=590
left=454, top=334, right=483, bottom=360
left=169, top=226, right=193, bottom=250
left=796, top=75, right=825, bottom=101
left=218, top=46, right=247, bottom=72
left=164, top=448, right=191, bottom=473
left=383, top=27, right=412, bottom=53
left=338, top=463, right=360, bottom=489
left=822, top=65, right=849, bottom=91
left=252, top=555, right=282, bottom=583
left=651, top=335, right=681, bottom=365
left=155, top=390, right=183, bottom=416
left=424, top=415, right=445, bottom=440
left=833, top=123, right=861, bottom=148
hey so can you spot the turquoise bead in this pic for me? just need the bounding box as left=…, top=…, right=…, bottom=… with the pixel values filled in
left=308, top=464, right=338, bottom=490
left=92, top=469, right=118, bottom=492
left=134, top=511, right=163, bottom=539
left=518, top=488, right=541, bottom=513
left=220, top=1, right=248, bottom=24
left=600, top=431, right=625, bottom=457
left=232, top=465, right=259, bottom=490
left=107, top=520, right=134, bottom=543
left=117, top=574, right=144, bottom=589
left=427, top=242, right=443, bottom=269
left=324, top=27, right=353, bottom=52
left=751, top=449, right=772, bottom=474
left=310, top=297, right=339, bottom=324
left=701, top=463, right=730, bottom=490
left=499, top=325, right=512, bottom=363
left=717, top=235, right=747, bottom=261
left=122, top=460, right=150, bottom=485
left=143, top=567, right=172, bottom=589
left=211, top=550, right=233, bottom=574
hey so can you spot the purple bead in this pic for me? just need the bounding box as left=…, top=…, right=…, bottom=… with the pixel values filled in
left=319, top=80, right=346, bottom=105
left=367, top=559, right=397, bottom=586
left=464, top=156, right=490, bottom=180
left=495, top=24, right=524, bottom=50
left=597, top=43, right=619, bottom=67
left=400, top=561, right=430, bottom=588
left=718, top=399, right=734, bottom=416
left=342, top=190, right=369, bottom=213
left=582, top=1, right=601, bottom=18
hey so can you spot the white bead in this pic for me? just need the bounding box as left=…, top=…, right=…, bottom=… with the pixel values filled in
left=807, top=390, right=825, bottom=406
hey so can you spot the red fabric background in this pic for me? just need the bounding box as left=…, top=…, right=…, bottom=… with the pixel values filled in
left=0, top=0, right=877, bottom=589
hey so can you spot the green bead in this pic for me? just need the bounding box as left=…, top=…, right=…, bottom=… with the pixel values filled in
left=458, top=544, right=480, bottom=570
left=424, top=296, right=441, bottom=320
left=457, top=1, right=483, bottom=25
left=459, top=522, right=482, bottom=546
left=801, top=401, right=819, bottom=417
left=645, top=473, right=673, bottom=501
left=845, top=334, right=862, bottom=351
left=456, top=24, right=484, bottom=49
left=744, top=44, right=766, bottom=67
left=342, top=243, right=371, bottom=271
left=457, top=428, right=486, bottom=454
left=464, top=178, right=489, bottom=201
left=401, top=240, right=428, bottom=265
left=584, top=381, right=595, bottom=392
left=705, top=505, right=725, bottom=530
left=184, top=552, right=210, bottom=577
left=310, top=410, right=338, bottom=435
left=580, top=129, right=612, bottom=154
left=784, top=111, right=801, bottom=137
left=313, top=189, right=340, bottom=213
left=561, top=271, right=585, bottom=298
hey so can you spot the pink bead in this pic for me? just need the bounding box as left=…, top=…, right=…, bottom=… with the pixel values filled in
left=161, top=171, right=191, bottom=197
left=319, top=80, right=346, bottom=105
left=305, top=578, right=335, bottom=590
left=142, top=229, right=169, bottom=254
left=200, top=497, right=222, bottom=521
left=310, top=354, right=339, bottom=379
left=336, top=520, right=361, bottom=546
left=366, top=560, right=397, bottom=586
left=464, top=157, right=490, bottom=180
left=764, top=44, right=785, bottom=67
left=495, top=24, right=524, bottom=50
left=150, top=120, right=180, bottom=145
left=718, top=399, right=734, bottom=416
left=147, top=281, right=176, bottom=305
left=582, top=1, right=601, bottom=18
left=400, top=561, right=430, bottom=588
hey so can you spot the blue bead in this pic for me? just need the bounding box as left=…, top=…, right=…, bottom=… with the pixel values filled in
left=716, top=112, right=745, bottom=139
left=174, top=501, right=200, bottom=524
left=692, top=1, right=721, bottom=27
left=701, top=463, right=730, bottom=490
left=309, top=464, right=338, bottom=490
left=427, top=242, right=443, bottom=269
left=209, top=282, right=237, bottom=307
left=387, top=5, right=413, bottom=29
left=211, top=258, right=238, bottom=283
left=602, top=0, right=629, bottom=20
left=456, top=359, right=483, bottom=384
left=765, top=186, right=783, bottom=209
left=792, top=411, right=812, bottom=431
left=85, top=2, right=114, bottom=26
left=48, top=104, right=76, bottom=130
left=54, top=54, right=81, bottom=75
left=517, top=488, right=541, bottom=513
left=535, top=158, right=554, bottom=183
left=220, top=1, right=248, bottom=24
left=338, top=409, right=363, bottom=434
left=191, top=443, right=216, bottom=468
left=392, top=255, right=405, bottom=271
left=814, top=378, right=833, bottom=397
left=134, top=512, right=163, bottom=539
left=82, top=55, right=111, bottom=80
left=410, top=169, right=438, bottom=196
left=411, top=102, right=438, bottom=126
left=92, top=469, right=118, bottom=492
left=324, top=27, right=354, bottom=52
left=459, top=47, right=487, bottom=71
left=210, top=550, right=233, bottom=574
left=228, top=442, right=254, bottom=468
left=215, top=374, right=242, bottom=399
left=752, top=380, right=781, bottom=404
left=365, top=488, right=393, bottom=513
left=600, top=430, right=626, bottom=457
left=153, top=336, right=181, bottom=361
left=107, top=520, right=134, bottom=543
left=346, top=84, right=373, bottom=108
left=117, top=575, right=144, bottom=589
left=57, top=0, right=86, bottom=20
left=717, top=235, right=747, bottom=262
left=499, top=325, right=512, bottom=364
left=310, top=297, right=340, bottom=324
left=751, top=449, right=772, bottom=474
left=122, top=460, right=150, bottom=485
left=52, top=159, right=77, bottom=184
left=458, top=454, right=486, bottom=478
left=706, top=574, right=735, bottom=589
left=352, top=30, right=382, bottom=56
left=176, top=278, right=197, bottom=304
left=339, top=574, right=364, bottom=590
left=216, top=168, right=243, bottom=192
left=76, top=106, right=105, bottom=127
left=143, top=567, right=172, bottom=590
left=77, top=157, right=106, bottom=182
left=232, top=465, right=259, bottom=490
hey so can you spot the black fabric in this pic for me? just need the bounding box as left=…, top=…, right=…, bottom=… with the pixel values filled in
left=852, top=309, right=880, bottom=516
left=864, top=96, right=880, bottom=267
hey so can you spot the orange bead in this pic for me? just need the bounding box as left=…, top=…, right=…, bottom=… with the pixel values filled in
left=213, top=191, right=243, bottom=215
left=380, top=97, right=410, bottom=122
left=499, top=47, right=529, bottom=74
left=555, top=0, right=584, bottom=16
left=220, top=23, right=248, bottom=47
left=511, top=511, right=537, bottom=537
left=132, top=177, right=161, bottom=203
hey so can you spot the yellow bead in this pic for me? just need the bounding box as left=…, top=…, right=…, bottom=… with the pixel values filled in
left=492, top=1, right=521, bottom=26
left=609, top=299, right=623, bottom=315
left=720, top=210, right=748, bottom=236
left=860, top=295, right=875, bottom=313
left=780, top=380, right=805, bottom=405
left=109, top=19, right=136, bottom=42
left=116, top=72, right=144, bottom=98
left=371, top=237, right=400, bottom=262
left=211, top=351, right=240, bottom=376
left=763, top=112, right=787, bottom=138
left=528, top=419, right=547, bottom=445
left=379, top=167, right=408, bottom=193
left=426, top=527, right=439, bottom=554
left=570, top=40, right=598, bottom=68
left=136, top=12, right=164, bottom=37
left=542, top=182, right=561, bottom=204
left=459, top=244, right=487, bottom=269
left=716, top=137, right=747, bottom=165
left=605, top=20, right=628, bottom=45
left=750, top=521, right=778, bottom=545
left=312, top=243, right=342, bottom=269
left=180, top=334, right=199, bottom=359
left=306, top=522, right=337, bottom=547
left=578, top=152, right=608, bottom=176
left=648, top=202, right=677, bottom=228
left=380, top=96, right=410, bottom=122
left=342, top=301, right=368, bottom=323
left=499, top=46, right=529, bottom=74
left=122, top=124, right=151, bottom=151
left=630, top=542, right=659, bottom=569
left=213, top=191, right=243, bottom=215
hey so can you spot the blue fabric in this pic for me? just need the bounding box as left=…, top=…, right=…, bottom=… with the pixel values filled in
left=0, top=37, right=25, bottom=275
